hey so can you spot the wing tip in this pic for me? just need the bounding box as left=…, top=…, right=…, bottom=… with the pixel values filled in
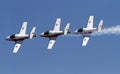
left=13, top=50, right=18, bottom=53
left=23, top=22, right=28, bottom=25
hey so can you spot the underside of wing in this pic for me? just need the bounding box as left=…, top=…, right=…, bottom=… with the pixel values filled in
left=53, top=18, right=61, bottom=31
left=86, top=16, right=94, bottom=28
left=48, top=37, right=57, bottom=49
left=13, top=41, right=22, bottom=53
left=82, top=36, right=90, bottom=46
left=19, top=22, right=27, bottom=35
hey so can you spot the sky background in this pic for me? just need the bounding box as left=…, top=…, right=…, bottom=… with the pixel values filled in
left=0, top=0, right=120, bottom=74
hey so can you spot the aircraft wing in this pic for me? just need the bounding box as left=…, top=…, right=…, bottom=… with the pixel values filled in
left=53, top=18, right=61, bottom=31
left=13, top=41, right=22, bottom=53
left=48, top=37, right=57, bottom=49
left=86, top=16, right=94, bottom=28
left=82, top=36, right=90, bottom=46
left=19, top=22, right=27, bottom=35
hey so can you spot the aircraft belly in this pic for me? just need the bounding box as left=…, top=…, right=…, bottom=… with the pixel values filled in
left=9, top=36, right=29, bottom=41
left=42, top=32, right=63, bottom=37
left=82, top=31, right=92, bottom=36
left=82, top=29, right=96, bottom=35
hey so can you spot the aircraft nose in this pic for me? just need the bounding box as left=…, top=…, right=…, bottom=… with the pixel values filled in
left=6, top=36, right=10, bottom=40
left=73, top=30, right=78, bottom=34
left=40, top=32, right=44, bottom=36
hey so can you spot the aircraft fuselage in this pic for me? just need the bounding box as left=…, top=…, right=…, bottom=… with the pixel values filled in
left=40, top=30, right=64, bottom=38
left=6, top=34, right=36, bottom=41
left=75, top=28, right=97, bottom=36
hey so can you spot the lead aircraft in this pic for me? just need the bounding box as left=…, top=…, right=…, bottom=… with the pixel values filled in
left=74, top=16, right=103, bottom=46
left=40, top=18, right=70, bottom=49
left=6, top=22, right=36, bottom=53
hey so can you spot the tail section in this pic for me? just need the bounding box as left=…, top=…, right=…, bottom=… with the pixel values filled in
left=97, top=20, right=103, bottom=31
left=30, top=27, right=36, bottom=39
left=64, top=23, right=70, bottom=35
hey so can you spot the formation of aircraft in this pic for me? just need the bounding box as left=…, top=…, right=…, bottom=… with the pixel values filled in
left=6, top=22, right=36, bottom=53
left=40, top=18, right=70, bottom=49
left=74, top=16, right=103, bottom=46
left=6, top=16, right=103, bottom=53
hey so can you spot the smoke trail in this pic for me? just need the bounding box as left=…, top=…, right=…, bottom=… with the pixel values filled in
left=92, top=25, right=120, bottom=36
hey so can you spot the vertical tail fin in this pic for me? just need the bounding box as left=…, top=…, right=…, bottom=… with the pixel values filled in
left=30, top=27, right=36, bottom=39
left=97, top=20, right=103, bottom=31
left=64, top=23, right=70, bottom=35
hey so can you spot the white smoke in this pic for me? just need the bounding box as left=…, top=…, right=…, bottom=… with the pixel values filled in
left=92, top=25, right=120, bottom=36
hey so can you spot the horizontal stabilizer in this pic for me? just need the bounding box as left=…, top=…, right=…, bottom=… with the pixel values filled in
left=64, top=23, right=70, bottom=35
left=30, top=27, right=36, bottom=39
left=97, top=20, right=103, bottom=31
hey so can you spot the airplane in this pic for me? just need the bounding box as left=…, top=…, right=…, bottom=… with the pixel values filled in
left=74, top=16, right=103, bottom=46
left=40, top=18, right=70, bottom=49
left=6, top=22, right=36, bottom=53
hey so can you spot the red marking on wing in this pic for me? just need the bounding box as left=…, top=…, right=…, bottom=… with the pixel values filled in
left=50, top=42, right=52, bottom=44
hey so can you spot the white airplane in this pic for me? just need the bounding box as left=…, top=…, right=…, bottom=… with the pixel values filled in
left=6, top=22, right=36, bottom=53
left=40, top=18, right=70, bottom=49
left=74, top=16, right=103, bottom=46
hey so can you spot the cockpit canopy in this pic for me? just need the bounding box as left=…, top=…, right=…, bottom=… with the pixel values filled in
left=78, top=28, right=83, bottom=32
left=44, top=31, right=49, bottom=35
left=10, top=34, right=15, bottom=38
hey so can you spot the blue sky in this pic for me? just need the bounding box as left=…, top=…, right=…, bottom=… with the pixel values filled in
left=0, top=0, right=120, bottom=74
